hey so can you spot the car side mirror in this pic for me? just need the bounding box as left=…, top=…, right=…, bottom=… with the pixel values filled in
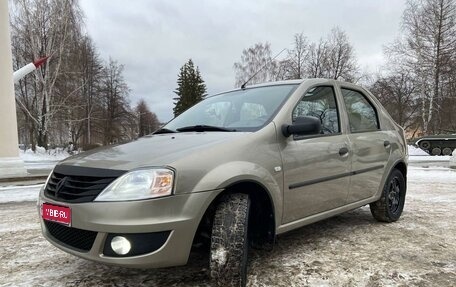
left=282, top=116, right=321, bottom=137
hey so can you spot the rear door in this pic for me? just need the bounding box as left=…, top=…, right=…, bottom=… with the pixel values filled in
left=339, top=86, right=391, bottom=202
left=281, top=85, right=351, bottom=223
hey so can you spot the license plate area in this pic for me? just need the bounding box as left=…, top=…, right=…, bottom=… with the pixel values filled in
left=41, top=203, right=71, bottom=226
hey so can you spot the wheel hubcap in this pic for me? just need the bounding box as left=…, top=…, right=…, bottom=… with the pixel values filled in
left=387, top=177, right=401, bottom=214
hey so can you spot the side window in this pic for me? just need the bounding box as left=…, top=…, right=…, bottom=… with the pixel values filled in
left=341, top=88, right=379, bottom=132
left=293, top=86, right=340, bottom=134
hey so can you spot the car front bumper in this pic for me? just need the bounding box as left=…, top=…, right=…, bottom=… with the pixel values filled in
left=38, top=188, right=221, bottom=268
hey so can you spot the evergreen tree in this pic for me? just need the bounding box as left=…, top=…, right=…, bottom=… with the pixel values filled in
left=173, top=59, right=207, bottom=117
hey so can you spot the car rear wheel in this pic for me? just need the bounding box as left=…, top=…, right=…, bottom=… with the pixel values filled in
left=370, top=169, right=406, bottom=222
left=210, top=193, right=250, bottom=287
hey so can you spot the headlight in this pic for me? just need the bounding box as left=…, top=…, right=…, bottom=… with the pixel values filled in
left=94, top=168, right=174, bottom=201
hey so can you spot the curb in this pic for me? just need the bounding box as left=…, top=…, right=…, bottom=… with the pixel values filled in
left=0, top=175, right=48, bottom=183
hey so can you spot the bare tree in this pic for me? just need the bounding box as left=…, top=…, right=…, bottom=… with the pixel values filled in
left=11, top=0, right=84, bottom=149
left=387, top=0, right=456, bottom=134
left=306, top=38, right=329, bottom=78
left=283, top=33, right=309, bottom=79
left=325, top=27, right=358, bottom=81
left=99, top=58, right=131, bottom=145
left=71, top=36, right=104, bottom=148
left=234, top=28, right=359, bottom=86
left=233, top=42, right=279, bottom=87
left=11, top=0, right=146, bottom=150
left=370, top=70, right=420, bottom=131
left=136, top=99, right=160, bottom=137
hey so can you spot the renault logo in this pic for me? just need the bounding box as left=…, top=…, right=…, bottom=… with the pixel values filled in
left=55, top=177, right=68, bottom=196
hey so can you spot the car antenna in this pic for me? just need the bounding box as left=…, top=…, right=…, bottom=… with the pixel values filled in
left=240, top=48, right=287, bottom=90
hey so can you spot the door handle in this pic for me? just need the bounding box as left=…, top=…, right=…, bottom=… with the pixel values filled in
left=339, top=147, right=349, bottom=156
left=384, top=141, right=391, bottom=147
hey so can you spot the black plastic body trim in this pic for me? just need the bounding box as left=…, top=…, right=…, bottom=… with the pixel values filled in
left=44, top=220, right=97, bottom=252
left=54, top=165, right=127, bottom=177
left=289, top=165, right=384, bottom=190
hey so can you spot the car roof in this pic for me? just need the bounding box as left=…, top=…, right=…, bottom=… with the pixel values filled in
left=212, top=78, right=360, bottom=97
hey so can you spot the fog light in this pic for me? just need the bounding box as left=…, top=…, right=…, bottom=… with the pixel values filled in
left=110, top=236, right=131, bottom=255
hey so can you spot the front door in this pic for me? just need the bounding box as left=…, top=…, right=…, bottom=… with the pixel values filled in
left=280, top=86, right=351, bottom=224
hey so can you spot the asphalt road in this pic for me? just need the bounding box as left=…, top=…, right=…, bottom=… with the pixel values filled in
left=1, top=166, right=455, bottom=287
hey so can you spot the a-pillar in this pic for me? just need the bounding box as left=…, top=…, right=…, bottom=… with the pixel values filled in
left=0, top=0, right=27, bottom=178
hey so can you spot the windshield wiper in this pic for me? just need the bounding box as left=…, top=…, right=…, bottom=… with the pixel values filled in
left=176, top=125, right=236, bottom=132
left=153, top=128, right=177, bottom=134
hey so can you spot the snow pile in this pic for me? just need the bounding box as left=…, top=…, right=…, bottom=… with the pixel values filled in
left=19, top=147, right=71, bottom=162
left=409, top=166, right=456, bottom=184
left=407, top=145, right=429, bottom=156
left=407, top=145, right=452, bottom=162
left=450, top=149, right=456, bottom=168
left=0, top=184, right=42, bottom=203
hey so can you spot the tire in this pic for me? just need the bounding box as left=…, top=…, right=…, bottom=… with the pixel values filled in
left=210, top=193, right=250, bottom=287
left=370, top=169, right=406, bottom=222
left=419, top=140, right=430, bottom=150
left=442, top=147, right=453, bottom=156
left=431, top=147, right=442, bottom=156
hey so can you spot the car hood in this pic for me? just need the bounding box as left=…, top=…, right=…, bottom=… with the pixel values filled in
left=59, top=132, right=247, bottom=171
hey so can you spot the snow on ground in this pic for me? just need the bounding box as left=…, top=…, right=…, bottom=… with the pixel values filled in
left=19, top=147, right=73, bottom=173
left=409, top=166, right=456, bottom=183
left=19, top=146, right=71, bottom=162
left=408, top=145, right=429, bottom=156
left=407, top=145, right=453, bottom=163
left=0, top=184, right=42, bottom=203
left=408, top=155, right=452, bottom=162
left=0, top=165, right=455, bottom=286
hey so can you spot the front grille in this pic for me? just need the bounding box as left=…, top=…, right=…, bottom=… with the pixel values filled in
left=45, top=172, right=116, bottom=203
left=44, top=220, right=97, bottom=252
left=44, top=165, right=126, bottom=203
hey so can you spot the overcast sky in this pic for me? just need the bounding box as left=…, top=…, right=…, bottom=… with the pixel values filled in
left=79, top=0, right=406, bottom=122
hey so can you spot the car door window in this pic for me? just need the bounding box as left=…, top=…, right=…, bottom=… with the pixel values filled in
left=341, top=88, right=379, bottom=132
left=293, top=86, right=340, bottom=134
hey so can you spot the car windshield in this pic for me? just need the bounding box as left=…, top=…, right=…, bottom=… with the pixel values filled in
left=163, top=84, right=298, bottom=132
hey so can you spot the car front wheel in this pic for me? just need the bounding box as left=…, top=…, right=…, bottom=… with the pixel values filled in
left=210, top=193, right=250, bottom=287
left=370, top=168, right=406, bottom=222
